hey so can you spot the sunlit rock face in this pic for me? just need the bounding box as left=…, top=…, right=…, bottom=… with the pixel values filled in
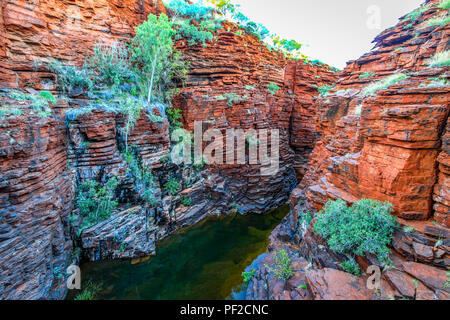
left=244, top=0, right=448, bottom=302
left=299, top=0, right=449, bottom=225
left=0, top=0, right=166, bottom=89
left=0, top=1, right=338, bottom=300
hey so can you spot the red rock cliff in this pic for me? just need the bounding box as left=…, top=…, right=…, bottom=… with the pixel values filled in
left=0, top=1, right=338, bottom=299
left=300, top=0, right=449, bottom=227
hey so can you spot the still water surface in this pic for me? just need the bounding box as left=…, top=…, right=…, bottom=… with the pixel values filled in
left=70, top=205, right=289, bottom=300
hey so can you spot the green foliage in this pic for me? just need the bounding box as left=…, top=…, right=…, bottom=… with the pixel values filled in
left=266, top=82, right=280, bottom=96
left=298, top=207, right=313, bottom=231
left=438, top=0, right=450, bottom=10
left=404, top=6, right=427, bottom=22
left=66, top=107, right=93, bottom=122
left=361, top=73, right=409, bottom=96
left=167, top=107, right=183, bottom=129
left=131, top=14, right=178, bottom=104
left=272, top=36, right=306, bottom=59
left=39, top=91, right=56, bottom=104
left=443, top=271, right=450, bottom=289
left=266, top=248, right=294, bottom=281
left=359, top=71, right=376, bottom=79
left=180, top=195, right=192, bottom=206
left=420, top=75, right=449, bottom=87
left=169, top=0, right=214, bottom=21
left=125, top=148, right=158, bottom=206
left=216, top=93, right=248, bottom=107
left=174, top=19, right=215, bottom=47
left=8, top=90, right=53, bottom=117
left=318, top=84, right=335, bottom=97
left=425, top=15, right=450, bottom=27
left=96, top=95, right=146, bottom=154
left=76, top=178, right=118, bottom=231
left=242, top=269, right=256, bottom=284
left=48, top=61, right=94, bottom=94
left=313, top=198, right=397, bottom=266
left=169, top=0, right=220, bottom=47
left=207, top=0, right=270, bottom=40
left=148, top=111, right=165, bottom=123
left=164, top=177, right=180, bottom=196
left=74, top=281, right=102, bottom=300
left=0, top=107, right=23, bottom=119
left=339, top=258, right=361, bottom=276
left=427, top=50, right=450, bottom=68
left=85, top=41, right=134, bottom=87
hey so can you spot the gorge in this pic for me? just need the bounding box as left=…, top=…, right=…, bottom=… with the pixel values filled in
left=0, top=0, right=448, bottom=301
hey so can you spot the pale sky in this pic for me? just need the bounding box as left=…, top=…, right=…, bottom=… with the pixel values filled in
left=231, top=0, right=425, bottom=69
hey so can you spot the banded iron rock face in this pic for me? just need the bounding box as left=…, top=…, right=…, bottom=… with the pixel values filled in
left=299, top=0, right=450, bottom=225
left=0, top=1, right=337, bottom=299
left=0, top=0, right=166, bottom=89
left=0, top=0, right=448, bottom=301
left=244, top=0, right=449, bottom=301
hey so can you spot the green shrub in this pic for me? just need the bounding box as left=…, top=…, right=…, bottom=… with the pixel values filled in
left=0, top=107, right=23, bottom=119
left=76, top=178, right=118, bottom=231
left=242, top=269, right=256, bottom=284
left=361, top=73, right=409, bottom=96
left=85, top=41, right=134, bottom=87
left=266, top=82, right=280, bottom=96
left=180, top=196, right=192, bottom=206
left=74, top=281, right=102, bottom=300
left=298, top=206, right=313, bottom=232
left=404, top=6, right=427, bottom=22
left=427, top=50, right=450, bottom=68
left=167, top=107, right=183, bottom=129
left=39, top=91, right=56, bottom=104
left=8, top=90, right=53, bottom=117
left=124, top=148, right=158, bottom=207
left=174, top=19, right=215, bottom=47
left=66, top=107, right=93, bottom=122
left=339, top=258, right=361, bottom=276
left=266, top=248, right=294, bottom=281
left=164, top=177, right=180, bottom=196
left=314, top=198, right=397, bottom=266
left=438, top=0, right=450, bottom=10
left=359, top=71, right=376, bottom=79
left=131, top=14, right=186, bottom=105
left=169, top=0, right=214, bottom=21
left=272, top=36, right=306, bottom=59
left=48, top=61, right=94, bottom=94
left=216, top=93, right=248, bottom=107
left=425, top=15, right=450, bottom=27
left=317, top=84, right=335, bottom=97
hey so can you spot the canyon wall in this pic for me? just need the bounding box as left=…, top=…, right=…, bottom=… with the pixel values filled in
left=0, top=1, right=337, bottom=299
left=0, top=0, right=166, bottom=89
left=245, top=0, right=449, bottom=301
left=300, top=0, right=449, bottom=226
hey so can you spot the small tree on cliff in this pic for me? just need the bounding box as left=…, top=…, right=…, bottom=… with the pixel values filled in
left=131, top=13, right=176, bottom=105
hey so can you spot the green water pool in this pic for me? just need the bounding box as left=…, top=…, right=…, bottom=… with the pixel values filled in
left=69, top=205, right=289, bottom=300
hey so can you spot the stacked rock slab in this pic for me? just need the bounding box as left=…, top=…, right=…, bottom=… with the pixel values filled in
left=300, top=0, right=449, bottom=224
left=0, top=106, right=75, bottom=299
left=245, top=0, right=449, bottom=301
left=0, top=1, right=338, bottom=300
left=173, top=21, right=337, bottom=213
left=0, top=0, right=166, bottom=89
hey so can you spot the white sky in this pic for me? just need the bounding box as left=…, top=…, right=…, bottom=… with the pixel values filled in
left=230, top=0, right=425, bottom=69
